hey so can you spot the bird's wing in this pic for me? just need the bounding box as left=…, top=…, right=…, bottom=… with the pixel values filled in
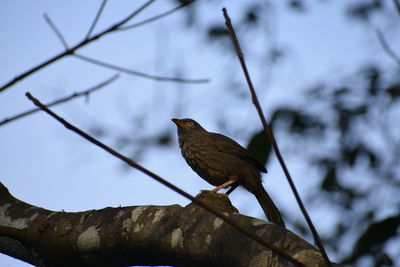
left=209, top=132, right=267, bottom=173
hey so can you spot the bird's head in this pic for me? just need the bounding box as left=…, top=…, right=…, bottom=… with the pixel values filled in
left=171, top=118, right=205, bottom=135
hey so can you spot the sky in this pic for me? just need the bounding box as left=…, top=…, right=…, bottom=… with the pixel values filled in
left=0, top=0, right=398, bottom=266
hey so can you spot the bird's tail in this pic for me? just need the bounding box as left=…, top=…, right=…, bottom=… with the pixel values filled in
left=253, top=187, right=286, bottom=228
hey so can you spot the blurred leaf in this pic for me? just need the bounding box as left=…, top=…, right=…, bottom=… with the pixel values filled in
left=335, top=223, right=346, bottom=238
left=246, top=130, right=272, bottom=167
left=334, top=87, right=350, bottom=97
left=287, top=0, right=306, bottom=12
left=386, top=84, right=400, bottom=100
left=174, top=0, right=193, bottom=4
left=208, top=25, right=229, bottom=39
left=268, top=47, right=285, bottom=64
left=345, top=216, right=400, bottom=262
left=306, top=83, right=326, bottom=98
left=341, top=186, right=361, bottom=209
left=375, top=253, right=394, bottom=267
left=319, top=163, right=365, bottom=208
left=365, top=66, right=380, bottom=96
left=291, top=219, right=309, bottom=236
left=157, top=132, right=172, bottom=146
left=363, top=210, right=375, bottom=222
left=315, top=158, right=336, bottom=169
left=89, top=125, right=107, bottom=138
left=343, top=105, right=368, bottom=117
left=361, top=146, right=378, bottom=168
left=173, top=0, right=196, bottom=26
left=342, top=144, right=379, bottom=168
left=335, top=103, right=367, bottom=134
left=346, top=0, right=383, bottom=22
left=246, top=11, right=257, bottom=23
left=244, top=4, right=260, bottom=24
left=115, top=135, right=131, bottom=149
left=343, top=147, right=358, bottom=166
left=321, top=167, right=338, bottom=192
left=337, top=109, right=350, bottom=134
left=271, top=107, right=325, bottom=136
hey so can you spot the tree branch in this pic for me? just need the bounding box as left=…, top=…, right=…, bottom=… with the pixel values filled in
left=0, top=0, right=162, bottom=93
left=0, top=236, right=38, bottom=266
left=73, top=53, right=209, bottom=83
left=375, top=28, right=400, bottom=66
left=117, top=1, right=193, bottom=32
left=25, top=92, right=307, bottom=267
left=85, top=0, right=108, bottom=40
left=0, top=183, right=335, bottom=267
left=43, top=3, right=208, bottom=84
left=222, top=8, right=332, bottom=267
left=43, top=13, right=69, bottom=49
left=0, top=74, right=118, bottom=127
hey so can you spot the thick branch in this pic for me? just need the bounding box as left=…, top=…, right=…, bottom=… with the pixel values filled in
left=0, top=183, right=332, bottom=267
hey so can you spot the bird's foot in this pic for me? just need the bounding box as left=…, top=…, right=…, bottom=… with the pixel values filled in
left=211, top=179, right=237, bottom=193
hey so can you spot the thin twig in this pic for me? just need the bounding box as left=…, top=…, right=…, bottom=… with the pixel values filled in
left=0, top=0, right=156, bottom=93
left=118, top=1, right=192, bottom=32
left=43, top=13, right=69, bottom=49
left=25, top=92, right=306, bottom=267
left=45, top=3, right=207, bottom=84
left=375, top=28, right=400, bottom=66
left=85, top=0, right=108, bottom=40
left=392, top=0, right=400, bottom=15
left=222, top=8, right=332, bottom=267
left=74, top=53, right=209, bottom=83
left=0, top=74, right=118, bottom=127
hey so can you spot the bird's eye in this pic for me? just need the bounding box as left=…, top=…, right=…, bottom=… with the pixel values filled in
left=189, top=121, right=194, bottom=126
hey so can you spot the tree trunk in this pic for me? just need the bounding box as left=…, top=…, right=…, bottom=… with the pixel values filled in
left=0, top=182, right=336, bottom=267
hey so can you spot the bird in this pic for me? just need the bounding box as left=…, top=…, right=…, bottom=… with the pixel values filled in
left=172, top=118, right=285, bottom=227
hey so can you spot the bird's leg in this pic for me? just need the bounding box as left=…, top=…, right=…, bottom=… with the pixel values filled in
left=211, top=177, right=238, bottom=193
left=225, top=182, right=239, bottom=195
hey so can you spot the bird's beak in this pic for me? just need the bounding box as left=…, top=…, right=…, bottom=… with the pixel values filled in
left=171, top=118, right=185, bottom=128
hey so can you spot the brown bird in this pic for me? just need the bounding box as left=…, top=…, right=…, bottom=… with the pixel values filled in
left=172, top=118, right=285, bottom=227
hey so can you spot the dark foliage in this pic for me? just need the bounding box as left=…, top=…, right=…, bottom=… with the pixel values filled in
left=172, top=1, right=400, bottom=266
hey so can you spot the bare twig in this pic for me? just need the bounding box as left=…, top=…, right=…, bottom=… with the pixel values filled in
left=0, top=0, right=156, bottom=93
left=74, top=53, right=209, bottom=83
left=222, top=8, right=332, bottom=267
left=85, top=0, right=108, bottom=40
left=0, top=74, right=118, bottom=127
left=43, top=13, right=69, bottom=49
left=118, top=1, right=192, bottom=31
left=44, top=3, right=207, bottom=84
left=25, top=92, right=306, bottom=267
left=375, top=28, right=400, bottom=66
